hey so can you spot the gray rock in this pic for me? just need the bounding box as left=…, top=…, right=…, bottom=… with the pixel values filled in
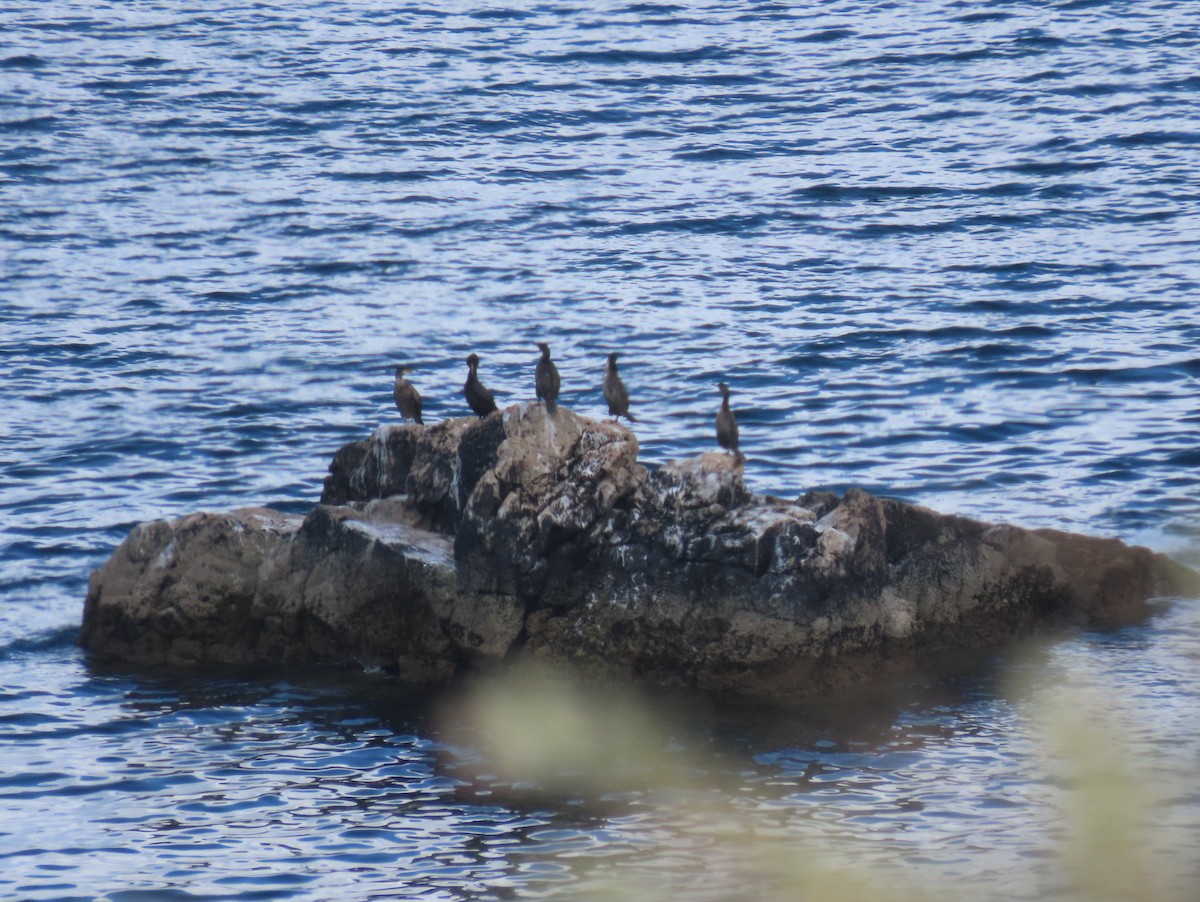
left=81, top=404, right=1200, bottom=698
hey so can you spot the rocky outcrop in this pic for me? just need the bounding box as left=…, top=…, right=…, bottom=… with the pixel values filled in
left=81, top=405, right=1200, bottom=697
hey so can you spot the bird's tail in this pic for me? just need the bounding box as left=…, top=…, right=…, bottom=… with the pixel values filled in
left=626, top=412, right=637, bottom=423
left=546, top=399, right=558, bottom=415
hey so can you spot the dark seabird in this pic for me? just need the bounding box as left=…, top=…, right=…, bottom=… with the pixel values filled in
left=464, top=353, right=498, bottom=417
left=716, top=381, right=741, bottom=459
left=535, top=342, right=560, bottom=415
left=603, top=352, right=636, bottom=423
left=393, top=364, right=423, bottom=425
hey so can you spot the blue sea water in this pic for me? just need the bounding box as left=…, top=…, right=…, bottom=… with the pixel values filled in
left=2, top=0, right=1199, bottom=898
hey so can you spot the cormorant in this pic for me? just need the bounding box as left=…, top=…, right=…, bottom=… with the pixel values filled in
left=716, top=381, right=741, bottom=459
left=535, top=342, right=560, bottom=415
left=603, top=352, right=636, bottom=423
left=464, top=353, right=498, bottom=417
left=393, top=364, right=423, bottom=425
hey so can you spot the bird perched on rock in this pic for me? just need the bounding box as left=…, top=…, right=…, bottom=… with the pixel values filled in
left=464, top=353, right=498, bottom=417
left=716, top=381, right=741, bottom=460
left=603, top=352, right=636, bottom=424
left=392, top=364, right=423, bottom=425
left=535, top=342, right=560, bottom=415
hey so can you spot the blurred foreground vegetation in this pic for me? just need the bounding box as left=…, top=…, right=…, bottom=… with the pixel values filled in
left=441, top=655, right=1196, bottom=902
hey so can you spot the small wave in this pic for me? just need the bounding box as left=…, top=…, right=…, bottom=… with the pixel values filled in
left=82, top=77, right=181, bottom=94
left=1017, top=69, right=1066, bottom=83
left=1059, top=0, right=1123, bottom=10
left=201, top=288, right=275, bottom=304
left=948, top=421, right=1045, bottom=444
left=845, top=215, right=1025, bottom=239
left=971, top=181, right=1036, bottom=198
left=461, top=82, right=553, bottom=99
left=1063, top=363, right=1183, bottom=386
left=111, top=155, right=212, bottom=172
left=0, top=162, right=57, bottom=179
left=1157, top=75, right=1200, bottom=91
left=1030, top=135, right=1082, bottom=152
left=1110, top=208, right=1179, bottom=224
left=610, top=213, right=770, bottom=237
left=790, top=183, right=950, bottom=203
left=954, top=11, right=1014, bottom=23
left=0, top=115, right=58, bottom=133
left=1057, top=81, right=1129, bottom=97
left=626, top=2, right=685, bottom=12
left=1011, top=29, right=1069, bottom=50
left=383, top=43, right=470, bottom=59
left=539, top=46, right=736, bottom=65
left=952, top=324, right=1053, bottom=341
left=1038, top=182, right=1104, bottom=199
left=327, top=169, right=451, bottom=183
left=1105, top=130, right=1200, bottom=148
left=842, top=47, right=996, bottom=69
left=0, top=54, right=47, bottom=69
left=282, top=259, right=416, bottom=277
left=782, top=351, right=843, bottom=370
left=1089, top=456, right=1144, bottom=483
left=947, top=342, right=1017, bottom=361
left=674, top=146, right=764, bottom=163
left=493, top=165, right=600, bottom=181
left=945, top=261, right=1119, bottom=280
left=993, top=159, right=1107, bottom=176
left=0, top=626, right=80, bottom=661
left=793, top=28, right=856, bottom=44
left=989, top=277, right=1068, bottom=293
left=468, top=7, right=536, bottom=20
left=1166, top=448, right=1200, bottom=467
left=592, top=72, right=758, bottom=90
left=282, top=98, right=367, bottom=114
left=914, top=107, right=985, bottom=123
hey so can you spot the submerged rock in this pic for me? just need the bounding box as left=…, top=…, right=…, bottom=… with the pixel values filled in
left=81, top=405, right=1200, bottom=698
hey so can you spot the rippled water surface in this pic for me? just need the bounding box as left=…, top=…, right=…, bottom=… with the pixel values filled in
left=2, top=0, right=1199, bottom=898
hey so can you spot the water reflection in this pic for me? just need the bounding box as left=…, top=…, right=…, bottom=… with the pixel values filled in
left=3, top=614, right=1194, bottom=900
